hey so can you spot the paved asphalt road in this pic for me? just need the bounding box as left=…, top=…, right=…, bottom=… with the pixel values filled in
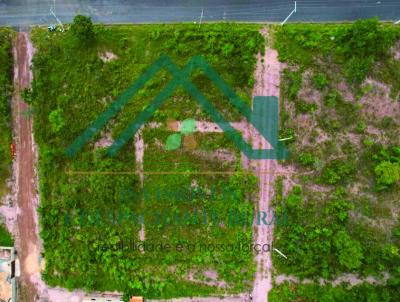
left=0, top=0, right=399, bottom=27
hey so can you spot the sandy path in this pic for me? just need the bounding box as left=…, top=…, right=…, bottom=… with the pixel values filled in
left=12, top=32, right=41, bottom=301
left=12, top=31, right=88, bottom=302
left=135, top=128, right=146, bottom=243
left=251, top=29, right=281, bottom=302
left=151, top=29, right=282, bottom=302
left=275, top=272, right=390, bottom=287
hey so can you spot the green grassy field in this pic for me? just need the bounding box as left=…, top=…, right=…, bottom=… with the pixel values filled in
left=30, top=21, right=264, bottom=298
left=0, top=27, right=13, bottom=246
left=29, top=18, right=400, bottom=300
left=0, top=28, right=13, bottom=197
left=271, top=20, right=400, bottom=300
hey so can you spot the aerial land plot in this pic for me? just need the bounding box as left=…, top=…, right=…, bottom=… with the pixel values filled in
left=270, top=20, right=400, bottom=301
left=30, top=23, right=265, bottom=298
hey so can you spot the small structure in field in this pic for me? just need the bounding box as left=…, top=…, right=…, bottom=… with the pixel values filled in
left=0, top=246, right=18, bottom=302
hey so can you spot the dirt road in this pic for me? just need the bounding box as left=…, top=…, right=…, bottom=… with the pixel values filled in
left=251, top=29, right=282, bottom=302
left=12, top=32, right=41, bottom=301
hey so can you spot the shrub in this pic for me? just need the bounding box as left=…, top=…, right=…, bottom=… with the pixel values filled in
left=70, top=15, right=95, bottom=44
left=355, top=121, right=366, bottom=134
left=372, top=146, right=400, bottom=190
left=21, top=88, right=33, bottom=105
left=344, top=56, right=374, bottom=85
left=295, top=99, right=317, bottom=114
left=338, top=18, right=397, bottom=84
left=283, top=69, right=302, bottom=101
left=374, top=161, right=400, bottom=187
left=321, top=159, right=355, bottom=185
left=312, top=73, right=328, bottom=90
left=48, top=108, right=65, bottom=133
left=324, top=90, right=341, bottom=107
left=319, top=116, right=341, bottom=132
left=337, top=19, right=394, bottom=61
left=323, top=89, right=358, bottom=126
left=333, top=230, right=363, bottom=270
left=0, top=223, right=13, bottom=246
left=381, top=116, right=395, bottom=128
left=297, top=152, right=316, bottom=166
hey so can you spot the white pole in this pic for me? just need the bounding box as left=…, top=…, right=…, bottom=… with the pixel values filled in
left=279, top=136, right=293, bottom=142
left=281, top=1, right=297, bottom=25
left=50, top=9, right=65, bottom=32
left=199, top=7, right=204, bottom=28
left=50, top=0, right=65, bottom=32
left=274, top=248, right=288, bottom=259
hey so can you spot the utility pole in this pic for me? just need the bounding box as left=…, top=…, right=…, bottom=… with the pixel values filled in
left=281, top=1, right=297, bottom=26
left=50, top=0, right=65, bottom=32
left=199, top=7, right=204, bottom=28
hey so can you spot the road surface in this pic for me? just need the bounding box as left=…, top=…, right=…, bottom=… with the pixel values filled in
left=0, top=0, right=399, bottom=26
left=12, top=32, right=41, bottom=301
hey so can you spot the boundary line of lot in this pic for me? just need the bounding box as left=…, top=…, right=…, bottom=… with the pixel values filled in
left=66, top=170, right=294, bottom=175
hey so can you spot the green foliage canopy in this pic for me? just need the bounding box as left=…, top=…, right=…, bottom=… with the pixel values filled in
left=70, top=15, right=95, bottom=43
left=333, top=230, right=363, bottom=270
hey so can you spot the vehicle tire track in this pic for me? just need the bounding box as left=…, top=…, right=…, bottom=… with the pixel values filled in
left=251, top=28, right=281, bottom=302
left=12, top=32, right=40, bottom=302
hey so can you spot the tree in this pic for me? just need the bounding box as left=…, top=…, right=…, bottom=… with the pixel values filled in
left=70, top=15, right=95, bottom=44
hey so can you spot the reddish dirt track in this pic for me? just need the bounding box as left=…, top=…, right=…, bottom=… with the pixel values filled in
left=12, top=32, right=39, bottom=302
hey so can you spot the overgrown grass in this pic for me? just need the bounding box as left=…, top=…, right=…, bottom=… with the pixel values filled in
left=0, top=222, right=13, bottom=246
left=272, top=20, right=400, bottom=294
left=275, top=20, right=400, bottom=89
left=269, top=282, right=400, bottom=302
left=0, top=28, right=13, bottom=197
left=30, top=23, right=263, bottom=297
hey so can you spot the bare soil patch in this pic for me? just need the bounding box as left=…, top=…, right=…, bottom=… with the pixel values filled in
left=250, top=28, right=281, bottom=302
left=99, top=51, right=118, bottom=62
left=360, top=79, right=400, bottom=120
left=12, top=32, right=40, bottom=301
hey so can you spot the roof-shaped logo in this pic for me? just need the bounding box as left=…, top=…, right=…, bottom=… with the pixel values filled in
left=66, top=55, right=289, bottom=159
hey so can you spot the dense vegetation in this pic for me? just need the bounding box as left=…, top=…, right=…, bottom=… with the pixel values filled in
left=0, top=28, right=13, bottom=196
left=271, top=19, right=400, bottom=300
left=270, top=282, right=400, bottom=302
left=0, top=28, right=13, bottom=247
left=0, top=222, right=13, bottom=246
left=30, top=18, right=264, bottom=298
left=275, top=19, right=400, bottom=91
